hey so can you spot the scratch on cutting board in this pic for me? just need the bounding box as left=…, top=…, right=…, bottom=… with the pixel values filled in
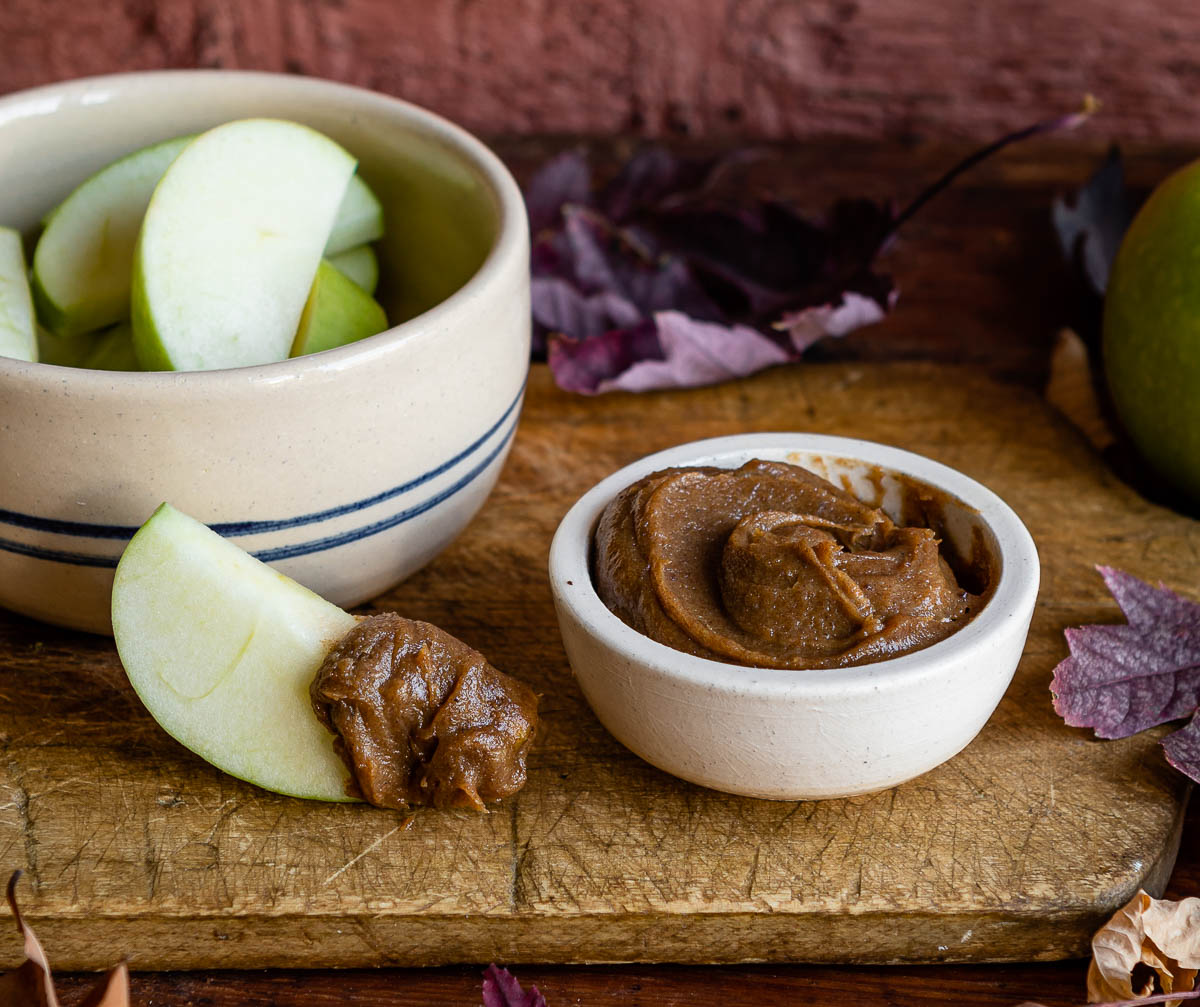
left=322, top=825, right=401, bottom=887
left=0, top=777, right=88, bottom=811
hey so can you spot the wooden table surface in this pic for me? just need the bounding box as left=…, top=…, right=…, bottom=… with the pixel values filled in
left=46, top=137, right=1200, bottom=1004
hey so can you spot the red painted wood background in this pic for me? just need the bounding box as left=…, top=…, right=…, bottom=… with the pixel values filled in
left=3, top=0, right=1200, bottom=141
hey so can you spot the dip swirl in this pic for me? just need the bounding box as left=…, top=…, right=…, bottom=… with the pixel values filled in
left=311, top=614, right=538, bottom=811
left=593, top=459, right=984, bottom=669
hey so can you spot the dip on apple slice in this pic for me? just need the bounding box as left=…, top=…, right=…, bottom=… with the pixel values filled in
left=112, top=504, right=538, bottom=808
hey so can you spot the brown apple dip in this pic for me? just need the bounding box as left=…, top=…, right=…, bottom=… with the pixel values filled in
left=593, top=459, right=989, bottom=670
left=310, top=614, right=538, bottom=811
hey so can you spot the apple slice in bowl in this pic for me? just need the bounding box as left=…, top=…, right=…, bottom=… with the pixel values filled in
left=131, top=119, right=357, bottom=370
left=0, top=227, right=36, bottom=362
left=31, top=134, right=193, bottom=339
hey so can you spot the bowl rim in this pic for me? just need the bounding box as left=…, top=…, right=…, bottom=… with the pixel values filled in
left=548, top=432, right=1041, bottom=698
left=0, top=69, right=527, bottom=389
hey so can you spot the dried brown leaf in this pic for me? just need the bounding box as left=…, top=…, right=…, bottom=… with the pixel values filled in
left=77, top=964, right=129, bottom=1007
left=1089, top=891, right=1200, bottom=1007
left=1044, top=328, right=1117, bottom=450
left=0, top=872, right=59, bottom=1007
left=0, top=872, right=129, bottom=1007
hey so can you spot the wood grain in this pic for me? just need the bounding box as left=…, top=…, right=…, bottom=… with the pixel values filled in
left=0, top=361, right=1192, bottom=972
left=5, top=0, right=1200, bottom=143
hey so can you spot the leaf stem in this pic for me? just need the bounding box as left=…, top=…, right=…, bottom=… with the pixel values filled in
left=889, top=95, right=1099, bottom=237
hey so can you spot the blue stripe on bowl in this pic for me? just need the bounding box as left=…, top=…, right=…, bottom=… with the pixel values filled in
left=0, top=538, right=120, bottom=569
left=0, top=384, right=524, bottom=569
left=253, top=411, right=518, bottom=563
left=0, top=376, right=526, bottom=540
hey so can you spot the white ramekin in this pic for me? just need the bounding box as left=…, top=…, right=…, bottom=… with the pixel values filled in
left=549, top=434, right=1040, bottom=800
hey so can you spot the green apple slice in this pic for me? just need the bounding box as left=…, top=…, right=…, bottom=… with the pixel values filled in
left=132, top=119, right=357, bottom=371
left=291, top=259, right=387, bottom=357
left=31, top=135, right=193, bottom=338
left=112, top=503, right=358, bottom=800
left=0, top=227, right=37, bottom=362
left=36, top=321, right=138, bottom=370
left=324, top=174, right=384, bottom=255
left=80, top=321, right=139, bottom=371
left=36, top=323, right=95, bottom=367
left=327, top=244, right=379, bottom=294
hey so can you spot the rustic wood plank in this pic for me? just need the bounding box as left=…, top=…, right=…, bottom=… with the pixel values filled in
left=0, top=360, right=1191, bottom=971
left=49, top=801, right=1200, bottom=1002
left=5, top=0, right=1200, bottom=144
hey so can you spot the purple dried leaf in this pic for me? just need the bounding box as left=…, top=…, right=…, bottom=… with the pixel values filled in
left=524, top=103, right=1094, bottom=393
left=549, top=311, right=791, bottom=394
left=531, top=277, right=642, bottom=341
left=559, top=207, right=723, bottom=319
left=1051, top=566, right=1200, bottom=741
left=523, top=147, right=896, bottom=386
left=481, top=964, right=548, bottom=1007
left=561, top=205, right=638, bottom=294
left=546, top=318, right=663, bottom=394
left=1053, top=146, right=1131, bottom=296
left=601, top=311, right=792, bottom=393
left=647, top=198, right=896, bottom=327
left=1163, top=712, right=1200, bottom=783
left=776, top=290, right=890, bottom=353
left=597, top=146, right=755, bottom=222
left=525, top=148, right=591, bottom=235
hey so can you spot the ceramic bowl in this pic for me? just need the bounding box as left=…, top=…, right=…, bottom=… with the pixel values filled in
left=548, top=434, right=1040, bottom=800
left=0, top=71, right=529, bottom=634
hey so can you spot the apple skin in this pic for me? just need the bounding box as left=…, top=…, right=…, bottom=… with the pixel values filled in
left=291, top=259, right=388, bottom=357
left=36, top=322, right=137, bottom=370
left=111, top=503, right=359, bottom=801
left=81, top=322, right=139, bottom=371
left=36, top=323, right=94, bottom=367
left=1103, top=159, right=1200, bottom=504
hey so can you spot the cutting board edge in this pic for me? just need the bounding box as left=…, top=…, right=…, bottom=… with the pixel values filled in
left=12, top=793, right=1185, bottom=975
left=1, top=906, right=1119, bottom=972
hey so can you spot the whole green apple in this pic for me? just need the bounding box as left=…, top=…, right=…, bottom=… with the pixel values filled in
left=1103, top=160, right=1200, bottom=505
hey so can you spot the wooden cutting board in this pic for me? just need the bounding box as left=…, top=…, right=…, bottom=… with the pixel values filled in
left=0, top=362, right=1192, bottom=970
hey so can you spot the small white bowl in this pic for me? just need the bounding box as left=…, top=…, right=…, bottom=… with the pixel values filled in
left=549, top=434, right=1040, bottom=800
left=0, top=71, right=529, bottom=634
